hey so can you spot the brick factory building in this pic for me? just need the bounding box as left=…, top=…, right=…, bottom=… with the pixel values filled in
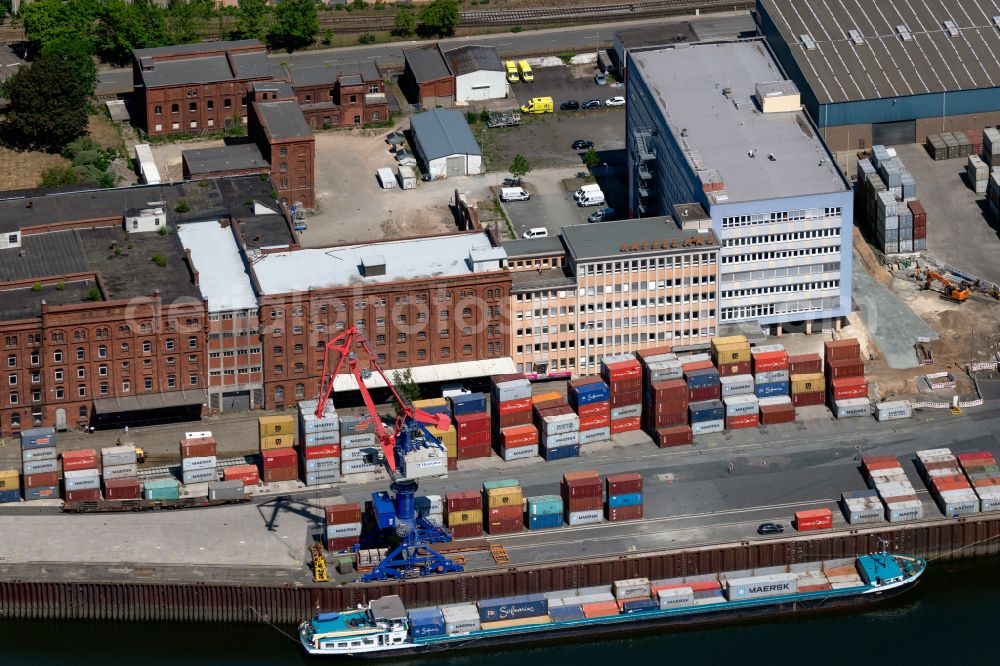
left=503, top=219, right=720, bottom=378
left=401, top=44, right=456, bottom=110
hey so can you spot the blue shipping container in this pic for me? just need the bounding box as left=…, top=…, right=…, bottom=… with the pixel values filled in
left=541, top=444, right=580, bottom=461
left=622, top=598, right=659, bottom=613
left=685, top=368, right=721, bottom=389
left=528, top=513, right=563, bottom=530
left=477, top=594, right=548, bottom=622
left=409, top=613, right=446, bottom=638
left=24, top=485, right=58, bottom=501
left=19, top=427, right=56, bottom=450
left=608, top=492, right=643, bottom=508
left=0, top=488, right=20, bottom=503
left=689, top=400, right=724, bottom=423
left=570, top=383, right=610, bottom=407
left=549, top=605, right=585, bottom=622
left=755, top=381, right=790, bottom=398
left=843, top=488, right=878, bottom=499
left=419, top=404, right=451, bottom=416
left=450, top=393, right=487, bottom=416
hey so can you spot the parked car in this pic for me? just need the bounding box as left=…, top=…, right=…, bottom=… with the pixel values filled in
left=587, top=207, right=615, bottom=223
left=605, top=96, right=626, bottom=107
left=571, top=139, right=594, bottom=150
left=522, top=227, right=549, bottom=239
left=594, top=73, right=607, bottom=86
left=560, top=100, right=580, bottom=111
left=757, top=522, right=785, bottom=535
left=500, top=187, right=530, bottom=202
left=582, top=99, right=601, bottom=110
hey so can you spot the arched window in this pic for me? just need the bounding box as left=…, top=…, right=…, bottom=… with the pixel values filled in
left=274, top=386, right=285, bottom=401
left=294, top=383, right=305, bottom=399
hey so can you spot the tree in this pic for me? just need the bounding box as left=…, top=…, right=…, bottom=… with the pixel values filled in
left=40, top=37, right=97, bottom=96
left=20, top=0, right=96, bottom=57
left=94, top=0, right=169, bottom=66
left=39, top=164, right=80, bottom=188
left=418, top=0, right=458, bottom=37
left=2, top=53, right=93, bottom=152
left=509, top=153, right=532, bottom=182
left=390, top=369, right=421, bottom=417
left=234, top=0, right=270, bottom=41
left=166, top=0, right=200, bottom=45
left=581, top=147, right=600, bottom=169
left=269, top=0, right=319, bottom=52
left=393, top=7, right=415, bottom=36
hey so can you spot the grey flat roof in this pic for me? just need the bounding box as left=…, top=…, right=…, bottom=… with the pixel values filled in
left=759, top=0, right=1000, bottom=104
left=501, top=236, right=566, bottom=258
left=183, top=144, right=268, bottom=175
left=0, top=231, right=87, bottom=283
left=133, top=39, right=261, bottom=60
left=404, top=45, right=452, bottom=83
left=614, top=23, right=696, bottom=50
left=253, top=232, right=500, bottom=294
left=560, top=216, right=719, bottom=261
left=410, top=108, right=481, bottom=161
left=255, top=100, right=312, bottom=140
left=140, top=55, right=235, bottom=88
left=286, top=60, right=381, bottom=87
left=0, top=280, right=98, bottom=322
left=631, top=40, right=848, bottom=204
left=230, top=51, right=272, bottom=80
left=511, top=268, right=576, bottom=292
left=442, top=45, right=504, bottom=76
left=250, top=79, right=296, bottom=99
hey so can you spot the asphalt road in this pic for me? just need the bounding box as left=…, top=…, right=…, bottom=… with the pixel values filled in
left=97, top=13, right=755, bottom=95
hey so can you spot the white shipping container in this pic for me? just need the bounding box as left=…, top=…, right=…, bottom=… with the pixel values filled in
left=441, top=603, right=480, bottom=634
left=64, top=468, right=100, bottom=480
left=181, top=456, right=217, bottom=471
left=757, top=395, right=792, bottom=407
left=976, top=487, right=1000, bottom=512
left=340, top=459, right=380, bottom=474
left=834, top=397, right=870, bottom=419
left=927, top=467, right=962, bottom=478
left=326, top=522, right=362, bottom=538
left=184, top=431, right=212, bottom=440
left=753, top=344, right=786, bottom=354
left=567, top=509, right=602, bottom=526
left=915, top=447, right=953, bottom=460
left=182, top=468, right=217, bottom=485
left=579, top=427, right=611, bottom=444
left=64, top=476, right=101, bottom=491
left=754, top=369, right=789, bottom=384
left=416, top=495, right=444, bottom=515
left=613, top=578, right=651, bottom=600
left=342, top=433, right=378, bottom=449
left=678, top=353, right=711, bottom=365
left=723, top=394, right=758, bottom=417
left=541, top=413, right=580, bottom=436
left=422, top=513, right=444, bottom=527
left=401, top=453, right=448, bottom=478
left=103, top=463, right=139, bottom=480
left=875, top=400, right=912, bottom=421
left=884, top=499, right=924, bottom=522
left=493, top=380, right=531, bottom=403
left=645, top=359, right=683, bottom=382
left=101, top=446, right=137, bottom=465
left=692, top=420, right=724, bottom=436
left=657, top=587, right=694, bottom=609
left=541, top=430, right=579, bottom=448
left=611, top=404, right=642, bottom=420
left=725, top=573, right=798, bottom=601
left=720, top=375, right=754, bottom=396
left=303, top=469, right=341, bottom=486
left=935, top=490, right=979, bottom=517
left=301, top=456, right=341, bottom=473
left=299, top=415, right=340, bottom=436
left=501, top=444, right=538, bottom=462
left=300, top=429, right=340, bottom=446
left=341, top=447, right=378, bottom=462
left=22, top=459, right=60, bottom=474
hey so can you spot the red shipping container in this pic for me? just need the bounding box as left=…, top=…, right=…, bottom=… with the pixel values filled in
left=792, top=391, right=824, bottom=407
left=569, top=375, right=604, bottom=389
left=533, top=398, right=568, bottom=414
left=717, top=361, right=751, bottom=377
left=725, top=413, right=759, bottom=429
left=501, top=424, right=538, bottom=448
left=492, top=373, right=526, bottom=385
left=487, top=517, right=524, bottom=534
left=688, top=385, right=721, bottom=402
left=62, top=453, right=98, bottom=472
left=458, top=444, right=492, bottom=460
left=326, top=537, right=359, bottom=551
left=535, top=405, right=574, bottom=419
left=104, top=478, right=141, bottom=500
left=261, top=448, right=298, bottom=469
left=795, top=508, right=833, bottom=531
left=934, top=480, right=970, bottom=493
left=637, top=345, right=673, bottom=362
left=180, top=437, right=216, bottom=459
left=826, top=358, right=864, bottom=379
left=304, top=444, right=341, bottom=460
left=650, top=398, right=689, bottom=416
left=825, top=339, right=862, bottom=363
left=326, top=503, right=362, bottom=524
left=603, top=360, right=641, bottom=380
left=609, top=377, right=642, bottom=393
left=579, top=412, right=611, bottom=430
left=611, top=390, right=642, bottom=408
left=576, top=401, right=610, bottom=417
left=907, top=200, right=926, bottom=222
left=495, top=409, right=533, bottom=429
left=447, top=490, right=482, bottom=513
left=488, top=505, right=523, bottom=522
left=496, top=396, right=531, bottom=415
left=651, top=379, right=687, bottom=399
left=25, top=472, right=59, bottom=488
left=760, top=404, right=795, bottom=425
left=223, top=465, right=260, bottom=486
left=457, top=431, right=491, bottom=447
left=455, top=412, right=490, bottom=435
left=958, top=452, right=995, bottom=463
left=752, top=351, right=789, bottom=372
left=646, top=410, right=687, bottom=428
left=830, top=376, right=868, bottom=400
left=656, top=425, right=693, bottom=447
left=788, top=354, right=822, bottom=374
left=451, top=523, right=483, bottom=539
left=65, top=488, right=102, bottom=502
left=606, top=472, right=643, bottom=495
left=681, top=359, right=714, bottom=373
left=913, top=225, right=926, bottom=240
left=561, top=472, right=602, bottom=498
left=606, top=505, right=644, bottom=522
left=564, top=496, right=603, bottom=512
left=262, top=467, right=298, bottom=483
left=610, top=416, right=641, bottom=434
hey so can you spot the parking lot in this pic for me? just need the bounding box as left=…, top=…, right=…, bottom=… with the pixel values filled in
left=509, top=63, right=622, bottom=112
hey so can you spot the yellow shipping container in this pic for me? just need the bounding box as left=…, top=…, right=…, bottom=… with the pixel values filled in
left=711, top=335, right=748, bottom=349
left=713, top=343, right=751, bottom=363
left=486, top=486, right=524, bottom=508
left=0, top=468, right=19, bottom=490
left=448, top=508, right=483, bottom=526
left=481, top=616, right=551, bottom=630
left=531, top=392, right=563, bottom=404
left=259, top=415, right=296, bottom=437
left=413, top=398, right=448, bottom=409
left=790, top=373, right=825, bottom=394
left=260, top=434, right=297, bottom=451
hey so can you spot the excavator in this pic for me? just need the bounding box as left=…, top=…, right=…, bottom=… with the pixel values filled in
left=915, top=269, right=970, bottom=302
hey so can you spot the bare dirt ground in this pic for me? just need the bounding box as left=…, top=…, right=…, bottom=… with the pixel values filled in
left=148, top=137, right=226, bottom=183
left=0, top=147, right=68, bottom=190
left=88, top=114, right=122, bottom=150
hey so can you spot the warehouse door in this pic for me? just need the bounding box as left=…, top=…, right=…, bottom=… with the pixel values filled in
left=222, top=390, right=251, bottom=411
left=446, top=155, right=465, bottom=177
left=470, top=85, right=490, bottom=101
left=872, top=120, right=916, bottom=146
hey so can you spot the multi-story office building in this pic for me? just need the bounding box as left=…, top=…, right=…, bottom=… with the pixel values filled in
left=504, top=218, right=720, bottom=378
left=626, top=39, right=853, bottom=333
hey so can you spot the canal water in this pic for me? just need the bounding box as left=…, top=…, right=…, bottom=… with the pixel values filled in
left=3, top=557, right=995, bottom=664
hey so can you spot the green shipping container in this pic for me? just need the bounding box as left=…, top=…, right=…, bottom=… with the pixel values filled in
left=483, top=479, right=520, bottom=491
left=527, top=495, right=563, bottom=516
left=144, top=477, right=180, bottom=500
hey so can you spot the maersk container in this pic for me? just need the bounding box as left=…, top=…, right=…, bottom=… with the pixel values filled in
left=493, top=379, right=531, bottom=403
left=657, top=587, right=694, bottom=609
left=976, top=487, right=1000, bottom=512
left=325, top=522, right=362, bottom=539
left=685, top=367, right=721, bottom=389
left=449, top=392, right=487, bottom=416
left=301, top=430, right=340, bottom=447
left=723, top=394, right=758, bottom=417
left=691, top=420, right=724, bottom=436
left=303, top=469, right=341, bottom=486
left=720, top=375, right=754, bottom=397
left=341, top=447, right=375, bottom=462
left=645, top=359, right=683, bottom=382
left=884, top=499, right=923, bottom=522
left=501, top=444, right=538, bottom=462
left=579, top=427, right=611, bottom=445
left=567, top=509, right=602, bottom=526
left=22, top=459, right=59, bottom=474
left=541, top=413, right=580, bottom=436
left=342, top=433, right=378, bottom=449
left=549, top=605, right=585, bottom=621
left=875, top=400, right=912, bottom=421
left=542, top=430, right=580, bottom=448
left=608, top=493, right=643, bottom=508
left=610, top=404, right=641, bottom=420
left=416, top=495, right=444, bottom=515
left=755, top=381, right=789, bottom=398
left=689, top=399, right=724, bottom=423
left=208, top=480, right=246, bottom=501
left=19, top=427, right=55, bottom=450
left=64, top=474, right=100, bottom=492
left=613, top=578, right=650, bottom=599
left=182, top=468, right=217, bottom=485
left=754, top=369, right=789, bottom=385
left=301, top=456, right=340, bottom=473
left=476, top=594, right=547, bottom=622
left=24, top=485, right=58, bottom=500
left=527, top=495, right=563, bottom=516
left=835, top=397, right=870, bottom=419
left=528, top=513, right=563, bottom=530
left=725, top=573, right=798, bottom=600
left=181, top=456, right=217, bottom=472
left=935, top=489, right=979, bottom=517
left=21, top=446, right=56, bottom=462
left=542, top=443, right=580, bottom=460
left=299, top=413, right=340, bottom=435
left=441, top=603, right=482, bottom=634
left=103, top=463, right=139, bottom=480
left=0, top=488, right=20, bottom=503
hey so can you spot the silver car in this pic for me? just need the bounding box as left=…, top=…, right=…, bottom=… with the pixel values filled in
left=587, top=207, right=615, bottom=223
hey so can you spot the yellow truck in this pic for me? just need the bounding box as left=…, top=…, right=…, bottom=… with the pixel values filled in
left=520, top=96, right=553, bottom=114
left=517, top=60, right=533, bottom=82
left=506, top=60, right=520, bottom=83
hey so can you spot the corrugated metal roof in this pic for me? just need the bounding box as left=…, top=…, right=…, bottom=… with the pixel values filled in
left=759, top=0, right=1000, bottom=104
left=255, top=100, right=312, bottom=140
left=442, top=45, right=504, bottom=76
left=404, top=44, right=452, bottom=83
left=410, top=108, right=482, bottom=161
left=287, top=60, right=382, bottom=87
left=0, top=231, right=87, bottom=283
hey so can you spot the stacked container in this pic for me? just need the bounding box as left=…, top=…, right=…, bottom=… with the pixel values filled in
left=862, top=455, right=923, bottom=522
left=561, top=470, right=603, bottom=526
left=491, top=374, right=537, bottom=461
left=298, top=399, right=341, bottom=485
left=688, top=398, right=724, bottom=436
left=840, top=489, right=882, bottom=524
left=413, top=398, right=457, bottom=470
left=21, top=428, right=59, bottom=501
left=483, top=480, right=524, bottom=535
left=0, top=468, right=19, bottom=503
left=605, top=472, right=643, bottom=522
left=908, top=200, right=926, bottom=251
left=788, top=353, right=823, bottom=408
left=569, top=376, right=612, bottom=446
left=534, top=396, right=579, bottom=461
left=408, top=608, right=446, bottom=638
left=915, top=448, right=979, bottom=517
left=825, top=339, right=864, bottom=417
left=968, top=155, right=989, bottom=194
left=859, top=147, right=922, bottom=253
left=415, top=494, right=444, bottom=527
left=601, top=354, right=642, bottom=434
left=723, top=394, right=759, bottom=430
left=794, top=507, right=833, bottom=531
left=446, top=489, right=483, bottom=539
left=526, top=495, right=564, bottom=530
left=325, top=503, right=363, bottom=551
left=260, top=415, right=299, bottom=482
left=984, top=127, right=1000, bottom=167
left=61, top=449, right=101, bottom=502
left=647, top=379, right=691, bottom=446
left=752, top=344, right=789, bottom=398
left=179, top=434, right=217, bottom=488
left=451, top=393, right=491, bottom=461
left=143, top=477, right=180, bottom=500
left=957, top=452, right=1000, bottom=512
left=711, top=335, right=751, bottom=377
left=222, top=464, right=260, bottom=487
left=339, top=414, right=380, bottom=477
left=100, top=445, right=140, bottom=498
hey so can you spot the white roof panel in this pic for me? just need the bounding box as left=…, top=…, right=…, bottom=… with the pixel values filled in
left=176, top=221, right=258, bottom=312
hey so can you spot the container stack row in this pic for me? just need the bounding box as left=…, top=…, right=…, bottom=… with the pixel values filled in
left=104, top=442, right=141, bottom=500
left=562, top=470, right=603, bottom=526
left=857, top=145, right=924, bottom=254
left=568, top=376, right=612, bottom=447
left=606, top=472, right=643, bottom=522
left=824, top=339, right=870, bottom=419
left=413, top=398, right=458, bottom=470
left=62, top=448, right=99, bottom=502
left=179, top=432, right=217, bottom=487
left=957, top=451, right=1000, bottom=512
left=259, top=414, right=299, bottom=483
left=532, top=391, right=580, bottom=461
left=339, top=413, right=380, bottom=476
left=325, top=502, right=363, bottom=551
left=446, top=489, right=483, bottom=538
left=601, top=354, right=643, bottom=435
left=297, top=399, right=342, bottom=485
left=967, top=155, right=989, bottom=194
left=21, top=427, right=59, bottom=501
left=640, top=346, right=689, bottom=446
left=862, top=455, right=923, bottom=522
left=491, top=374, right=537, bottom=462
left=840, top=489, right=882, bottom=525
left=526, top=494, right=564, bottom=530
left=484, top=479, right=524, bottom=535
left=915, top=448, right=979, bottom=518
left=451, top=392, right=491, bottom=461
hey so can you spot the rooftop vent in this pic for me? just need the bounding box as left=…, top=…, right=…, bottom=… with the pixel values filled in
left=943, top=20, right=959, bottom=37
left=360, top=255, right=386, bottom=278
left=896, top=25, right=913, bottom=41
left=800, top=34, right=817, bottom=50
left=993, top=15, right=1000, bottom=29
left=848, top=29, right=864, bottom=45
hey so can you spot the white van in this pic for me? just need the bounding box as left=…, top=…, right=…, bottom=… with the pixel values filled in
left=522, top=227, right=549, bottom=239
left=574, top=183, right=601, bottom=200
left=500, top=186, right=531, bottom=202
left=577, top=191, right=606, bottom=207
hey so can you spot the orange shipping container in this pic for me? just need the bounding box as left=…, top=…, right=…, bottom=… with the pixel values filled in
left=532, top=392, right=564, bottom=404
left=681, top=359, right=714, bottom=373
left=581, top=601, right=620, bottom=618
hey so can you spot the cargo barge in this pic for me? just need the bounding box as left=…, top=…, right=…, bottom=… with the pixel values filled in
left=299, top=552, right=925, bottom=657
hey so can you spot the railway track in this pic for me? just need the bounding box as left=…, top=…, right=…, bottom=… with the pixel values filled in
left=461, top=0, right=752, bottom=27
